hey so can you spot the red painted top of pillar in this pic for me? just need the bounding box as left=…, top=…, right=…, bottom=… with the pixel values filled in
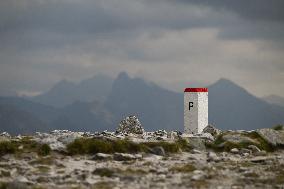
left=184, top=88, right=208, bottom=92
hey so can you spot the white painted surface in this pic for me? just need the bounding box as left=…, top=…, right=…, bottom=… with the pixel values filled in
left=184, top=90, right=208, bottom=134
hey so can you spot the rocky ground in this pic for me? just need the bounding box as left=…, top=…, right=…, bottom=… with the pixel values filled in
left=1, top=118, right=284, bottom=189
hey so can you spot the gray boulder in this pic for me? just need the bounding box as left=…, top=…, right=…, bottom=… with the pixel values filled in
left=247, top=145, right=261, bottom=153
left=256, top=128, right=284, bottom=147
left=113, top=153, right=142, bottom=161
left=207, top=151, right=220, bottom=162
left=150, top=146, right=166, bottom=156
left=222, top=133, right=256, bottom=144
left=202, top=125, right=221, bottom=137
left=92, top=153, right=113, bottom=161
left=230, top=148, right=239, bottom=154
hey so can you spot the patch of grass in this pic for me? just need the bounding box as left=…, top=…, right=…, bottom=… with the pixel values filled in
left=0, top=141, right=17, bottom=155
left=29, top=157, right=54, bottom=165
left=92, top=181, right=115, bottom=189
left=67, top=138, right=191, bottom=155
left=273, top=124, right=284, bottom=131
left=169, top=164, right=196, bottom=173
left=238, top=161, right=254, bottom=167
left=246, top=131, right=274, bottom=152
left=122, top=168, right=147, bottom=175
left=206, top=132, right=274, bottom=152
left=142, top=161, right=152, bottom=166
left=37, top=144, right=51, bottom=156
left=191, top=180, right=208, bottom=188
left=275, top=170, right=284, bottom=184
left=92, top=168, right=114, bottom=177
left=0, top=137, right=54, bottom=156
left=36, top=165, right=50, bottom=173
left=0, top=183, right=7, bottom=189
left=32, top=186, right=46, bottom=189
left=67, top=138, right=113, bottom=154
left=113, top=139, right=144, bottom=153
left=142, top=141, right=180, bottom=153
left=0, top=170, right=10, bottom=177
left=244, top=172, right=259, bottom=177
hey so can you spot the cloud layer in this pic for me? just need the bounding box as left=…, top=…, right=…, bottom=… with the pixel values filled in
left=0, top=0, right=284, bottom=97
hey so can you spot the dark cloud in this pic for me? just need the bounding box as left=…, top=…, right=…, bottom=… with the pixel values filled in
left=175, top=0, right=284, bottom=22
left=0, top=0, right=283, bottom=97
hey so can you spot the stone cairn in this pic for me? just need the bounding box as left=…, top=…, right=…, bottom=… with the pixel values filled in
left=116, top=115, right=145, bottom=135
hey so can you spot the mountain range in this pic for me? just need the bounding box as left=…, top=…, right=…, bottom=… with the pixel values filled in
left=0, top=72, right=283, bottom=135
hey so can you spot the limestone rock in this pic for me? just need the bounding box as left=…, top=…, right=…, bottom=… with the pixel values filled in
left=150, top=146, right=166, bottom=156
left=116, top=115, right=144, bottom=135
left=192, top=170, right=206, bottom=180
left=207, top=151, right=220, bottom=162
left=222, top=133, right=256, bottom=144
left=0, top=132, right=10, bottom=138
left=230, top=148, right=239, bottom=154
left=256, top=128, right=284, bottom=147
left=167, top=131, right=181, bottom=140
left=113, top=153, right=142, bottom=161
left=202, top=125, right=221, bottom=136
left=185, top=138, right=206, bottom=151
left=247, top=145, right=261, bottom=153
left=92, top=153, right=113, bottom=161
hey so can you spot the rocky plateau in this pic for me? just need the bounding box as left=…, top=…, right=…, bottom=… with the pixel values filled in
left=1, top=118, right=284, bottom=189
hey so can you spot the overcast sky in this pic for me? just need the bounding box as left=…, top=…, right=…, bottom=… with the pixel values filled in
left=1, top=0, right=284, bottom=97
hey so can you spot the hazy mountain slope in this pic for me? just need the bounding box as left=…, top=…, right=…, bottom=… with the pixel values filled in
left=262, top=95, right=284, bottom=107
left=208, top=79, right=284, bottom=130
left=105, top=72, right=183, bottom=131
left=0, top=97, right=59, bottom=123
left=0, top=96, right=113, bottom=134
left=51, top=101, right=113, bottom=132
left=0, top=104, right=47, bottom=135
left=32, top=75, right=113, bottom=107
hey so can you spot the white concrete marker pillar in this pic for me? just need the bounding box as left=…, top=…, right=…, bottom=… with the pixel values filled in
left=184, top=88, right=208, bottom=134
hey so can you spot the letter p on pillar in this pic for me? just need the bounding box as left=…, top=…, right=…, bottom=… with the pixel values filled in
left=184, top=88, right=208, bottom=134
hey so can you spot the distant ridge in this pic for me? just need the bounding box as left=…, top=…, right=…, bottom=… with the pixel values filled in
left=32, top=75, right=113, bottom=107
left=0, top=73, right=283, bottom=135
left=208, top=78, right=284, bottom=130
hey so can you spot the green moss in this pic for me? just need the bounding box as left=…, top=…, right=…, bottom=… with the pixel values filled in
left=206, top=132, right=274, bottom=152
left=142, top=139, right=191, bottom=153
left=246, top=131, right=274, bottom=152
left=19, top=137, right=38, bottom=151
left=36, top=165, right=50, bottom=173
left=122, top=168, right=147, bottom=175
left=244, top=172, right=259, bottom=177
left=275, top=170, right=284, bottom=184
left=169, top=164, right=196, bottom=173
left=37, top=144, right=51, bottom=156
left=32, top=186, right=46, bottom=189
left=92, top=181, right=114, bottom=189
left=29, top=157, right=54, bottom=165
left=0, top=170, right=10, bottom=177
left=67, top=138, right=190, bottom=155
left=113, top=139, right=144, bottom=153
left=191, top=180, right=208, bottom=188
left=0, top=183, right=7, bottom=189
left=0, top=141, right=17, bottom=155
left=67, top=138, right=114, bottom=154
left=142, top=141, right=179, bottom=153
left=92, top=168, right=114, bottom=177
left=273, top=124, right=284, bottom=131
